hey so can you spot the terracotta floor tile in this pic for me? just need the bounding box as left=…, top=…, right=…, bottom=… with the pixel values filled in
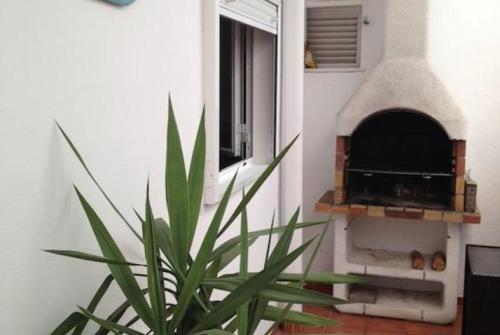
left=365, top=331, right=407, bottom=335
left=322, top=326, right=365, bottom=334
left=301, top=325, right=327, bottom=334
left=303, top=305, right=333, bottom=318
left=406, top=321, right=454, bottom=335
left=288, top=304, right=463, bottom=335
left=329, top=309, right=367, bottom=330
left=365, top=316, right=408, bottom=333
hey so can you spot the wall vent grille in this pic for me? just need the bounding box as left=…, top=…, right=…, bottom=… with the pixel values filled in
left=306, top=5, right=362, bottom=68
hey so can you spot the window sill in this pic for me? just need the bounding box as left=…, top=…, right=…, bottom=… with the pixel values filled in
left=205, top=161, right=268, bottom=205
left=305, top=68, right=366, bottom=74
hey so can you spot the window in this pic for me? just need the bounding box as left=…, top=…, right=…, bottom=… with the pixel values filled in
left=203, top=0, right=280, bottom=204
left=306, top=5, right=362, bottom=68
left=218, top=17, right=277, bottom=171
left=219, top=17, right=253, bottom=170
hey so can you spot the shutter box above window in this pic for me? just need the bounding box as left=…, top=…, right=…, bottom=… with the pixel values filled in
left=306, top=5, right=362, bottom=68
left=220, top=0, right=279, bottom=35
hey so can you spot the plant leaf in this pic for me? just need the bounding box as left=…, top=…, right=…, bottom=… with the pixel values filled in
left=263, top=306, right=337, bottom=326
left=201, top=279, right=347, bottom=305
left=95, top=289, right=149, bottom=335
left=187, top=109, right=206, bottom=249
left=143, top=181, right=166, bottom=334
left=72, top=275, right=114, bottom=335
left=165, top=96, right=191, bottom=272
left=264, top=211, right=276, bottom=266
left=273, top=272, right=364, bottom=284
left=248, top=208, right=300, bottom=333
left=218, top=134, right=299, bottom=237
left=189, top=238, right=314, bottom=334
left=79, top=307, right=144, bottom=335
left=55, top=122, right=141, bottom=241
left=192, top=331, right=234, bottom=335
left=44, top=250, right=142, bottom=267
left=237, top=193, right=249, bottom=335
left=264, top=215, right=332, bottom=335
left=168, top=172, right=238, bottom=333
left=51, top=312, right=85, bottom=335
left=74, top=187, right=155, bottom=330
left=210, top=220, right=325, bottom=263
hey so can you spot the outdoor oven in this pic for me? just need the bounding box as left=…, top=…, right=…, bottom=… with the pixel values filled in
left=314, top=0, right=481, bottom=325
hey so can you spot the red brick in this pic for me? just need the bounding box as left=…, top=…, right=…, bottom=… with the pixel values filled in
left=385, top=206, right=405, bottom=218
left=404, top=208, right=424, bottom=220
left=336, top=136, right=346, bottom=155
left=350, top=204, right=367, bottom=216
left=455, top=140, right=466, bottom=157
left=333, top=204, right=349, bottom=214
left=336, top=154, right=345, bottom=170
left=463, top=212, right=481, bottom=224
left=315, top=191, right=335, bottom=213
left=455, top=157, right=466, bottom=176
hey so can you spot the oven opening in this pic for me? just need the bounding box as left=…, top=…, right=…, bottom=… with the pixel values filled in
left=347, top=110, right=453, bottom=209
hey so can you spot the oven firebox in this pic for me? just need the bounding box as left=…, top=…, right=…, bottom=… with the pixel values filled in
left=346, top=110, right=453, bottom=210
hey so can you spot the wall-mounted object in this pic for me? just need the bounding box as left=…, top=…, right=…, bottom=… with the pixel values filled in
left=100, top=0, right=135, bottom=6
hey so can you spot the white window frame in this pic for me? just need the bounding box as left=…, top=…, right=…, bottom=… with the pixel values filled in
left=203, top=0, right=281, bottom=204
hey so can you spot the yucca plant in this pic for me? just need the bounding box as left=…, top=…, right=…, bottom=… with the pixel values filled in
left=48, top=98, right=362, bottom=335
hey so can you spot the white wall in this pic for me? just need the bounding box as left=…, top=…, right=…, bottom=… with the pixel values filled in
left=0, top=0, right=284, bottom=333
left=302, top=0, right=386, bottom=271
left=303, top=0, right=500, bottom=296
left=426, top=0, right=500, bottom=292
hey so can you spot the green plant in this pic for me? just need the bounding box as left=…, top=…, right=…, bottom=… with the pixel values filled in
left=48, top=98, right=362, bottom=335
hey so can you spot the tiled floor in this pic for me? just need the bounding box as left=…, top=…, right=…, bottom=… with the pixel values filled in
left=276, top=305, right=463, bottom=335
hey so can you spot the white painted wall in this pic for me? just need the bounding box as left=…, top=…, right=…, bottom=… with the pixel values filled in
left=281, top=0, right=305, bottom=274
left=426, top=0, right=500, bottom=293
left=302, top=0, right=386, bottom=271
left=0, top=0, right=288, bottom=333
left=303, top=0, right=500, bottom=296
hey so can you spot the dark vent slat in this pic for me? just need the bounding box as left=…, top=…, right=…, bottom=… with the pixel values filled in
left=313, top=50, right=357, bottom=57
left=310, top=44, right=357, bottom=51
left=308, top=32, right=358, bottom=39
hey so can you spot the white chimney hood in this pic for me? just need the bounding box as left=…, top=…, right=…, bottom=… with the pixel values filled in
left=337, top=0, right=466, bottom=139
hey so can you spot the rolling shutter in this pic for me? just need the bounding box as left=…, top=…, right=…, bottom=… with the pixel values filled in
left=306, top=5, right=362, bottom=68
left=219, top=0, right=279, bottom=35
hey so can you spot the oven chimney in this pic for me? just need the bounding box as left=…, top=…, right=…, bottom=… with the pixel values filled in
left=337, top=0, right=466, bottom=140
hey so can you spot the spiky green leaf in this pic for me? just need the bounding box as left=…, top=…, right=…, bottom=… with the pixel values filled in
left=218, top=134, right=299, bottom=237
left=187, top=110, right=206, bottom=248
left=74, top=187, right=155, bottom=329
left=45, top=250, right=142, bottom=267
left=189, top=238, right=314, bottom=333
left=165, top=96, right=190, bottom=271
left=143, top=182, right=166, bottom=334
left=168, top=172, right=238, bottom=333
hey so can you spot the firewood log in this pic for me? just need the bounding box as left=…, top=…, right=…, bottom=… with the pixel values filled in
left=431, top=251, right=446, bottom=271
left=411, top=250, right=425, bottom=270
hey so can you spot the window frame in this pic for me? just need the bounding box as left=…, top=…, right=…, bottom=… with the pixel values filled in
left=202, top=0, right=281, bottom=205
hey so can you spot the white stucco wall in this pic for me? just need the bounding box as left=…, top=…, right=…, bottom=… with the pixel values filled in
left=426, top=0, right=500, bottom=291
left=303, top=0, right=500, bottom=296
left=302, top=0, right=386, bottom=270
left=0, top=0, right=293, bottom=333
